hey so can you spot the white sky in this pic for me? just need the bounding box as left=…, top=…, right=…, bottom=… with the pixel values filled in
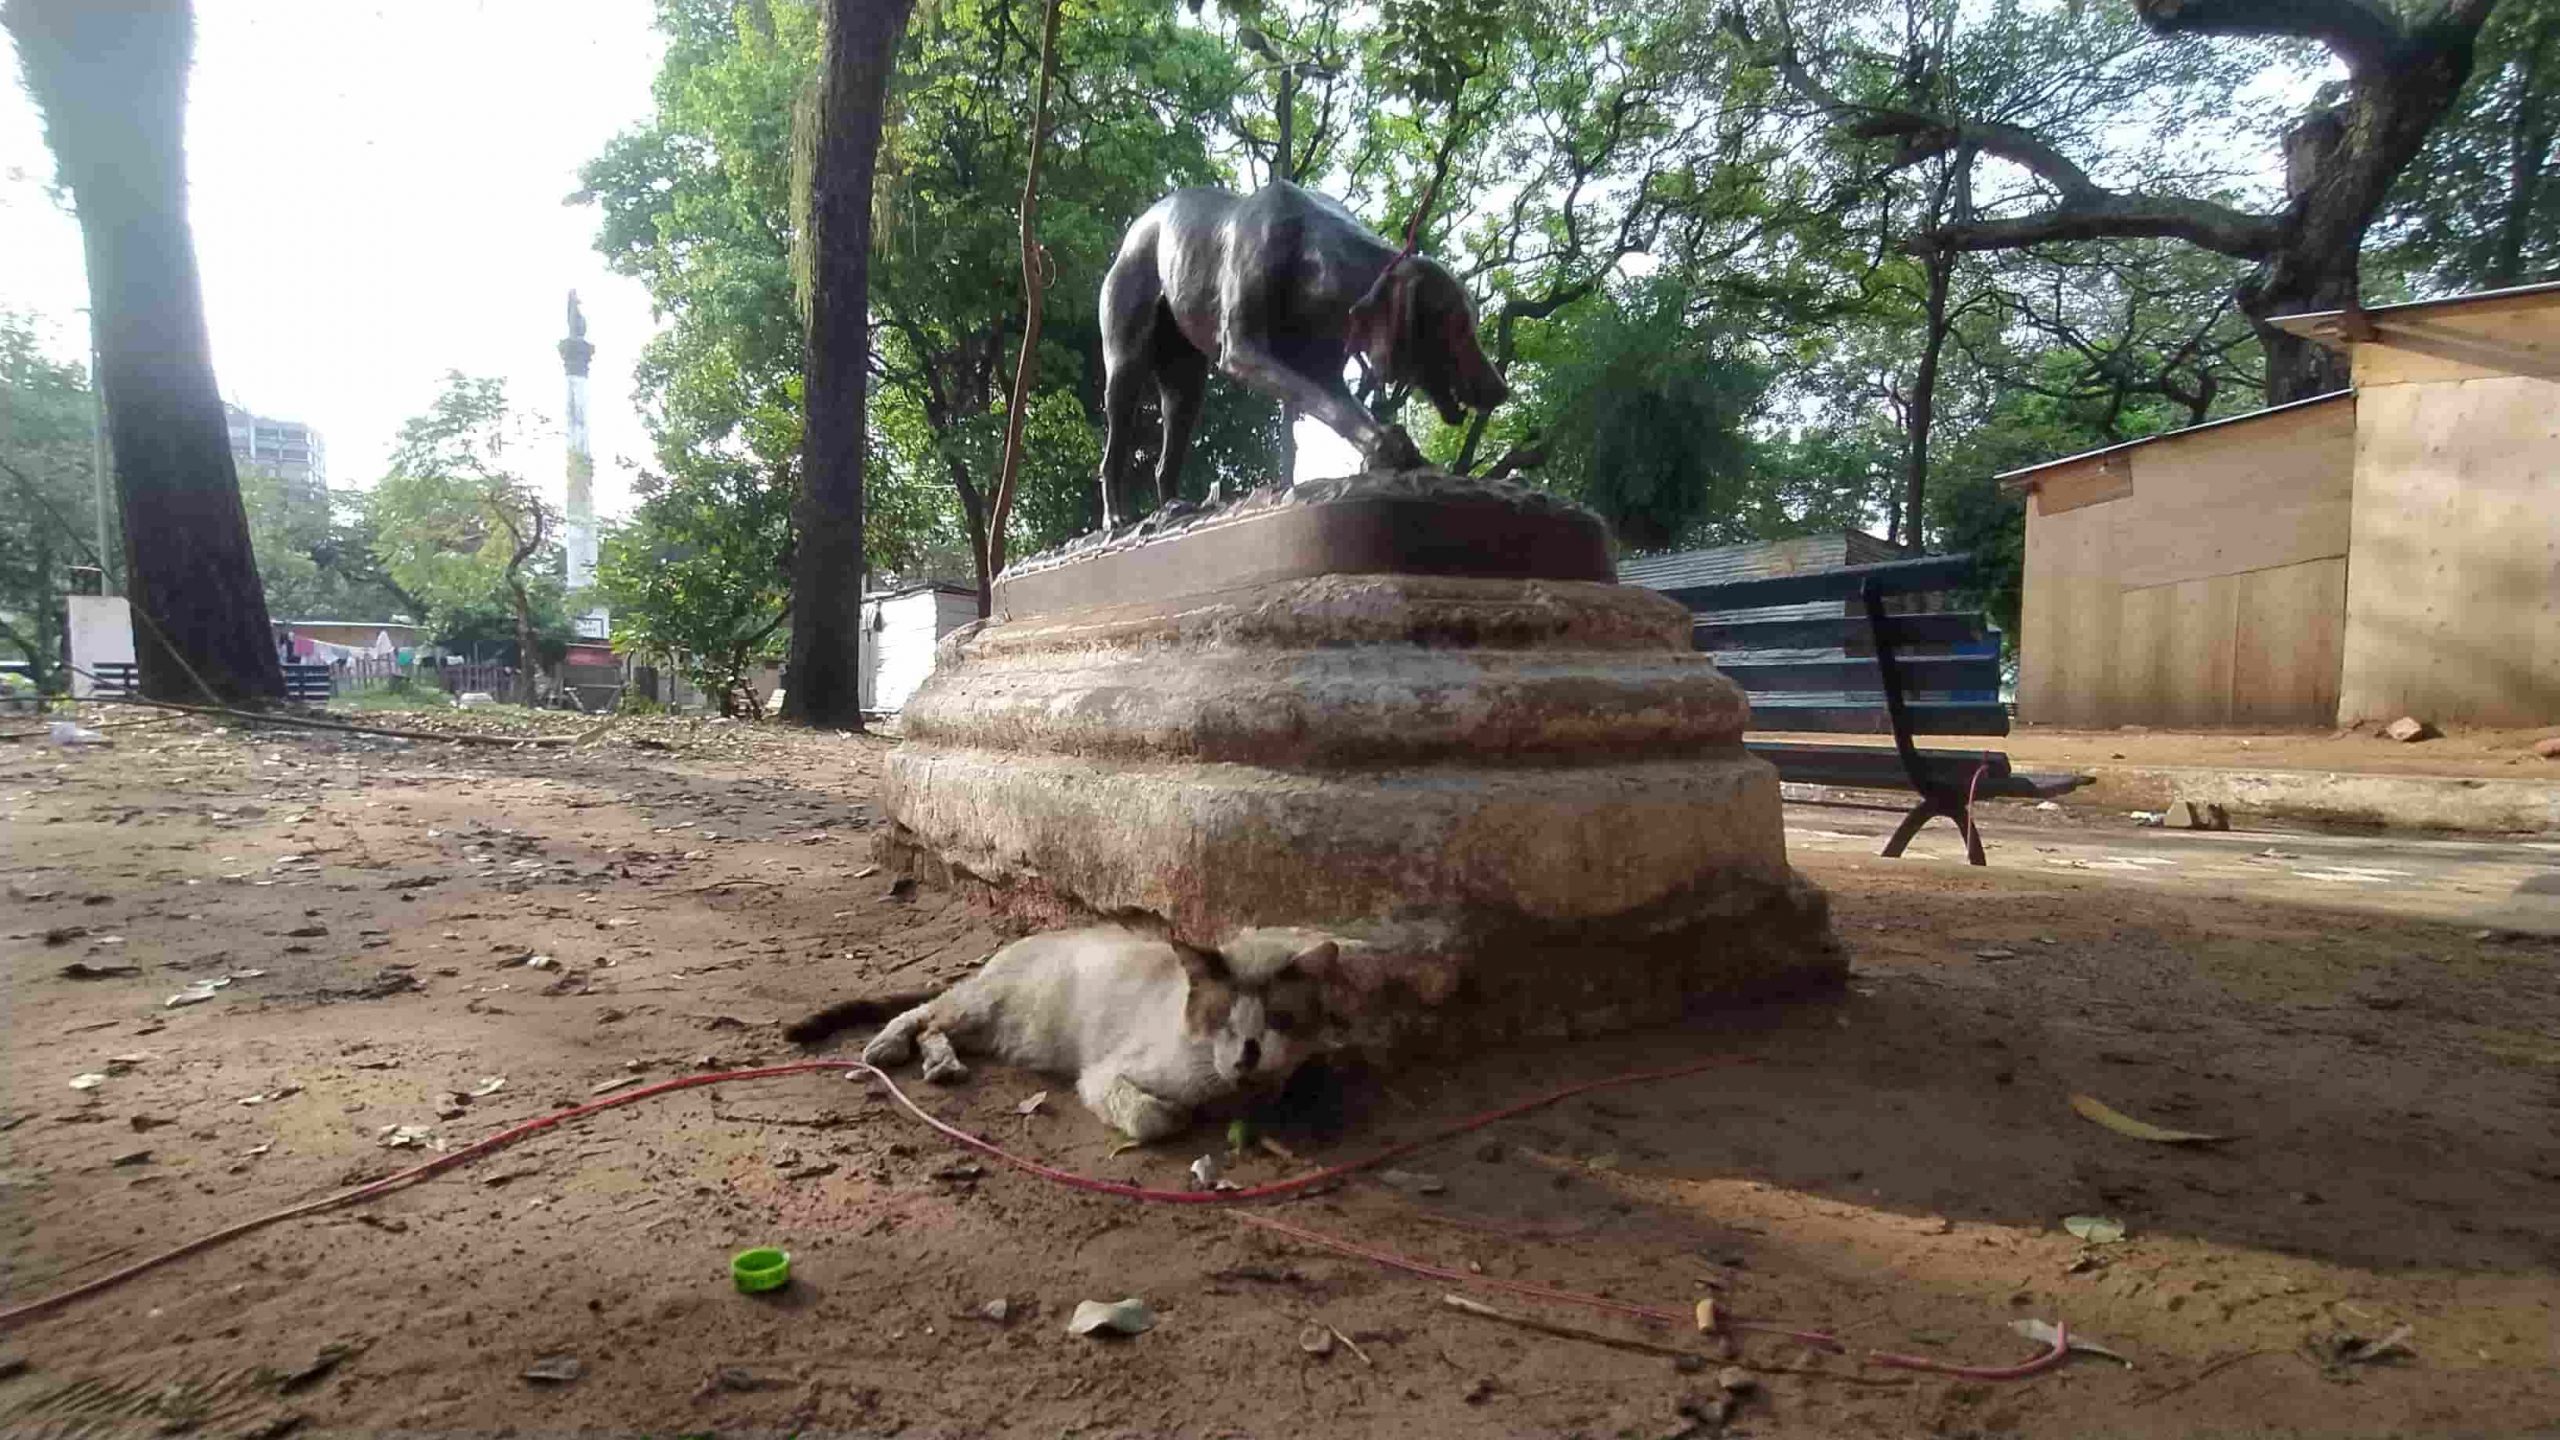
left=0, top=1, right=667, bottom=517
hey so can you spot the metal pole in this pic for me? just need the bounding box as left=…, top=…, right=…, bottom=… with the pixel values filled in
left=1275, top=63, right=1299, bottom=487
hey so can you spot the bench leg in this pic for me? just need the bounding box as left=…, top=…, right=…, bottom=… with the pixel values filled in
left=1878, top=796, right=1990, bottom=866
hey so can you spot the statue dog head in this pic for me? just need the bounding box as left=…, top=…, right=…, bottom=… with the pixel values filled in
left=1344, top=256, right=1509, bottom=427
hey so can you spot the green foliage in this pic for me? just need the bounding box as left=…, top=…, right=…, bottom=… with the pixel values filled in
left=597, top=461, right=793, bottom=715
left=0, top=311, right=104, bottom=692
left=236, top=466, right=417, bottom=622
left=2380, top=0, right=2560, bottom=291
left=367, top=375, right=568, bottom=680
left=1472, top=278, right=1773, bottom=552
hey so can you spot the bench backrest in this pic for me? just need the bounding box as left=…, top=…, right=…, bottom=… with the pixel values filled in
left=283, top=662, right=334, bottom=704
left=1637, top=553, right=2007, bottom=738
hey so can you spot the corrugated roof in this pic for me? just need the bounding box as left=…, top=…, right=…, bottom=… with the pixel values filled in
left=1994, top=390, right=2354, bottom=488
left=2269, top=278, right=2560, bottom=343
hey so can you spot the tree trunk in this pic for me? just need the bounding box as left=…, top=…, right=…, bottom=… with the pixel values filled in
left=1900, top=245, right=1953, bottom=551
left=507, top=577, right=538, bottom=706
left=5, top=0, right=283, bottom=705
left=781, top=0, right=914, bottom=727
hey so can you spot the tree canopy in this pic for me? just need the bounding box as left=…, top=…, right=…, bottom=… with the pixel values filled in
left=578, top=0, right=2548, bottom=666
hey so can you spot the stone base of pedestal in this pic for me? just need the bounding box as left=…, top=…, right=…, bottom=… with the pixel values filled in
left=880, top=472, right=1841, bottom=1051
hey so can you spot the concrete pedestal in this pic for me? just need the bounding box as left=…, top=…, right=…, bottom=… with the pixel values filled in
left=881, top=472, right=1839, bottom=1050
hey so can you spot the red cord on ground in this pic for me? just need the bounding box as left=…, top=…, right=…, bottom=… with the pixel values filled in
left=0, top=1053, right=1755, bottom=1329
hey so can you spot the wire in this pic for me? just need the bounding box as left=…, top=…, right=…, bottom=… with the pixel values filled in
left=0, top=1052, right=1754, bottom=1330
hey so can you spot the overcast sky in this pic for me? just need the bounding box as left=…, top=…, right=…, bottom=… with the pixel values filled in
left=0, top=1, right=667, bottom=518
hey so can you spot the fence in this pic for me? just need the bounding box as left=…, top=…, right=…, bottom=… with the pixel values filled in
left=431, top=661, right=517, bottom=698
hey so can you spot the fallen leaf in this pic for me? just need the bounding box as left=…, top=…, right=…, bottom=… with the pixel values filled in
left=378, top=1125, right=433, bottom=1149
left=277, top=1340, right=361, bottom=1392
left=165, top=988, right=220, bottom=1009
left=1377, top=1168, right=1446, bottom=1195
left=110, top=1148, right=153, bottom=1167
left=587, top=1075, right=643, bottom=1096
left=976, top=1298, right=1011, bottom=1323
left=2068, top=1094, right=2229, bottom=1145
left=59, top=961, right=141, bottom=979
left=1014, top=1091, right=1048, bottom=1116
left=1299, top=1324, right=1334, bottom=1357
left=2063, top=1214, right=2127, bottom=1244
left=68, top=1073, right=106, bottom=1091
left=522, top=1355, right=583, bottom=1383
left=2012, top=1318, right=2132, bottom=1365
left=1189, top=1155, right=1223, bottom=1191
left=1973, top=948, right=2018, bottom=960
left=1067, top=1298, right=1156, bottom=1337
left=468, top=1076, right=507, bottom=1098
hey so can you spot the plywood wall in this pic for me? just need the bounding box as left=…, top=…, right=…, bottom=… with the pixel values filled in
left=2337, top=371, right=2560, bottom=726
left=2015, top=394, right=2355, bottom=727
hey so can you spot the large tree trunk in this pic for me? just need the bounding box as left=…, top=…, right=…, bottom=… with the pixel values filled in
left=781, top=0, right=914, bottom=727
left=5, top=0, right=283, bottom=705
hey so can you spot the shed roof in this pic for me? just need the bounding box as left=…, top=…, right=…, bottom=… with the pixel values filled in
left=2268, top=278, right=2560, bottom=346
left=1994, top=389, right=2354, bottom=490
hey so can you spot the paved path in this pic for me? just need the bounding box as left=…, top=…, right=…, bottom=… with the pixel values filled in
left=1786, top=800, right=2560, bottom=935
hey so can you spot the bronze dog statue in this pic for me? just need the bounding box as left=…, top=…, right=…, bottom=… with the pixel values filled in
left=1095, top=181, right=1508, bottom=528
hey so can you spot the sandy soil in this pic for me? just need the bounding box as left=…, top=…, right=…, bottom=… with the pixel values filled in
left=4, top=710, right=2558, bottom=1438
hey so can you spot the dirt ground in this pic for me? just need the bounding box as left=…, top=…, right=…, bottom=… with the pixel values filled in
left=1787, top=722, right=2560, bottom=782
left=5, top=709, right=2559, bottom=1438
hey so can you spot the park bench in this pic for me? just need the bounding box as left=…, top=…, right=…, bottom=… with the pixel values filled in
left=1637, top=552, right=2090, bottom=865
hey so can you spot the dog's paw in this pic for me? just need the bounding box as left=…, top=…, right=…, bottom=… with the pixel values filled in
left=918, top=1032, right=970, bottom=1085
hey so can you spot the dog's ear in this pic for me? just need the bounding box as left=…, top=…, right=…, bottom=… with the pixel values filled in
left=1344, top=259, right=1418, bottom=377
left=1175, top=941, right=1231, bottom=988
left=1285, top=939, right=1338, bottom=974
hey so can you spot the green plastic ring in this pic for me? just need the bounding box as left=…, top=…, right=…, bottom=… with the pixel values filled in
left=732, top=1247, right=791, bottom=1294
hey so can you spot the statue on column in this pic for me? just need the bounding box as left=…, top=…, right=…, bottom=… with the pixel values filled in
left=1092, top=182, right=1509, bottom=529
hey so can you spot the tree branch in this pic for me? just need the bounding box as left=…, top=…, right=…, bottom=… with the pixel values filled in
left=2130, top=0, right=2407, bottom=73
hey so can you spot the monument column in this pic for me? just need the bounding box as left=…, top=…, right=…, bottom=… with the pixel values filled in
left=558, top=291, right=607, bottom=640
left=880, top=471, right=1840, bottom=1054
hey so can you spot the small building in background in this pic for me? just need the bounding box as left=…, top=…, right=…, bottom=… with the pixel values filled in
left=2003, top=280, right=2560, bottom=730
left=863, top=582, right=980, bottom=714
left=2001, top=391, right=2357, bottom=728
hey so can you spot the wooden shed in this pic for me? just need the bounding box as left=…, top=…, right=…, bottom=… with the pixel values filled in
left=2004, top=278, right=2560, bottom=730
left=2004, top=391, right=2358, bottom=727
left=2272, top=283, right=2560, bottom=728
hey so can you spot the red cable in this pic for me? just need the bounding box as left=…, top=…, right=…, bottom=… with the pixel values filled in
left=0, top=1053, right=1753, bottom=1329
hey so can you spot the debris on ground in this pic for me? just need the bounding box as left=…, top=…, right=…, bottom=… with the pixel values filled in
left=2163, top=800, right=2231, bottom=831
left=277, top=1341, right=362, bottom=1392
left=1299, top=1324, right=1334, bottom=1357
left=2534, top=735, right=2560, bottom=759
left=1014, top=1091, right=1048, bottom=1117
left=67, top=1072, right=106, bottom=1091
left=2063, top=1214, right=2127, bottom=1244
left=59, top=960, right=141, bottom=979
left=2318, top=1324, right=2416, bottom=1368
left=2068, top=1094, right=2229, bottom=1145
left=975, top=1298, right=1012, bottom=1324
left=2012, top=1318, right=2132, bottom=1366
left=1376, top=1168, right=1446, bottom=1195
left=2382, top=716, right=2439, bottom=743
left=522, top=1355, right=584, bottom=1384
left=1066, top=1298, right=1156, bottom=1337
